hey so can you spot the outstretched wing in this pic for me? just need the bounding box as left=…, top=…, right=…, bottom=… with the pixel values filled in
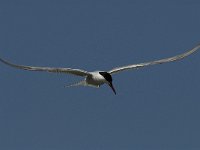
left=0, top=57, right=90, bottom=77
left=108, top=44, right=200, bottom=75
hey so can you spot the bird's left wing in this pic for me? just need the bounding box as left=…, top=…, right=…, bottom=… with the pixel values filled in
left=108, top=44, right=200, bottom=75
left=0, top=57, right=90, bottom=77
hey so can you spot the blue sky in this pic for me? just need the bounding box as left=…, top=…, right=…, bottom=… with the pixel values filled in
left=0, top=1, right=200, bottom=150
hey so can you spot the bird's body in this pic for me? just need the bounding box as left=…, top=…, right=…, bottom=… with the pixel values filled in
left=0, top=43, right=199, bottom=94
left=66, top=71, right=116, bottom=94
left=86, top=71, right=106, bottom=87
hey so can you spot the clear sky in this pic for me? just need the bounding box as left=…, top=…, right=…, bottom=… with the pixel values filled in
left=0, top=0, right=200, bottom=150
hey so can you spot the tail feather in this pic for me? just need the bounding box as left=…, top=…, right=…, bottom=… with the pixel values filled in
left=64, top=80, right=100, bottom=88
left=64, top=80, right=87, bottom=88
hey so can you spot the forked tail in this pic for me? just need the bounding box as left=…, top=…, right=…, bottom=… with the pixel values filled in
left=64, top=80, right=87, bottom=88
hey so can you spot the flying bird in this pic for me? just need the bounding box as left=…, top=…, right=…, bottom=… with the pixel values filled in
left=0, top=44, right=199, bottom=94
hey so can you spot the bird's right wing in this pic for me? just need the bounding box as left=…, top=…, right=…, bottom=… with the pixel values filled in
left=108, top=44, right=200, bottom=75
left=0, top=57, right=90, bottom=77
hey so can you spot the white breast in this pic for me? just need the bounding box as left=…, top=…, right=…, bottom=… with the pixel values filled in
left=86, top=71, right=107, bottom=86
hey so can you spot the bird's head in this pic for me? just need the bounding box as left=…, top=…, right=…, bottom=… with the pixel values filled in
left=99, top=72, right=116, bottom=95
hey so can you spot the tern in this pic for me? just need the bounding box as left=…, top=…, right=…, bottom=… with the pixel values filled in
left=0, top=44, right=199, bottom=94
